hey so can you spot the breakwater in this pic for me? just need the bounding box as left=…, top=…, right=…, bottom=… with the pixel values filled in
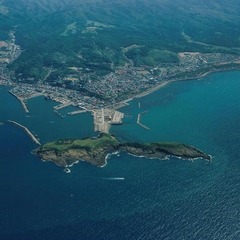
left=68, top=109, right=88, bottom=115
left=8, top=120, right=41, bottom=145
left=137, top=111, right=150, bottom=130
left=8, top=91, right=29, bottom=113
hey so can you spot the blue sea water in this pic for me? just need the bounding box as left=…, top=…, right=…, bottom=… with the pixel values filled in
left=0, top=71, right=240, bottom=240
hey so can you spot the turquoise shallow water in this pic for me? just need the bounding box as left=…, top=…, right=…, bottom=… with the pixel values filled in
left=0, top=71, right=240, bottom=239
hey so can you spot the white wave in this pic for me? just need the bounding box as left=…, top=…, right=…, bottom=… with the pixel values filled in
left=67, top=160, right=79, bottom=167
left=64, top=168, right=71, bottom=174
left=101, top=177, right=125, bottom=181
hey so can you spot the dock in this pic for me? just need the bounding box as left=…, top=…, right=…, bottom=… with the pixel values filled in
left=8, top=120, right=41, bottom=145
left=93, top=108, right=124, bottom=133
left=137, top=111, right=150, bottom=130
left=110, top=111, right=124, bottom=124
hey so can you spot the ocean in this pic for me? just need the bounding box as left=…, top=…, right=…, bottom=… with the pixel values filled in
left=0, top=71, right=240, bottom=240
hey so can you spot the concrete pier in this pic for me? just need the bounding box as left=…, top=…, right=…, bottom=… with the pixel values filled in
left=54, top=102, right=72, bottom=110
left=68, top=109, right=87, bottom=115
left=110, top=111, right=124, bottom=124
left=93, top=108, right=124, bottom=133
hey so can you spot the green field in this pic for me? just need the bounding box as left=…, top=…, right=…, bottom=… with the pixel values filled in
left=41, top=133, right=118, bottom=152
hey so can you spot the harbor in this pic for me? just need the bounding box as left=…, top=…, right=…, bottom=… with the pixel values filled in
left=9, top=85, right=125, bottom=134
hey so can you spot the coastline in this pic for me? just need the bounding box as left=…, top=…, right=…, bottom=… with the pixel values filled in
left=135, top=81, right=169, bottom=99
left=135, top=67, right=240, bottom=100
left=2, top=67, right=240, bottom=121
left=109, top=67, right=240, bottom=111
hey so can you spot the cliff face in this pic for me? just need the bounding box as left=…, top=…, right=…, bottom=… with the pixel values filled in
left=36, top=134, right=211, bottom=168
left=119, top=142, right=211, bottom=161
left=36, top=134, right=118, bottom=167
left=37, top=148, right=109, bottom=167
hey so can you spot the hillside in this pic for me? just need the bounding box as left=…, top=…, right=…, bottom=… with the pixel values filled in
left=1, top=0, right=240, bottom=97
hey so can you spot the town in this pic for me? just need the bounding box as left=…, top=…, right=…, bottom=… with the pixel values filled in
left=1, top=33, right=240, bottom=133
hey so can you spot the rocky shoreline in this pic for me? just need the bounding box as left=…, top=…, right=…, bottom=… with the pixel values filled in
left=35, top=134, right=211, bottom=168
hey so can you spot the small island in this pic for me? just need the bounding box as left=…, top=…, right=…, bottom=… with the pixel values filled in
left=35, top=133, right=211, bottom=167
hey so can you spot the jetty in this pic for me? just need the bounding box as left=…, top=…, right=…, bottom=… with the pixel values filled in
left=54, top=102, right=72, bottom=110
left=53, top=110, right=64, bottom=118
left=68, top=109, right=87, bottom=115
left=93, top=108, right=124, bottom=133
left=9, top=91, right=30, bottom=113
left=137, top=111, right=150, bottom=130
left=8, top=120, right=41, bottom=145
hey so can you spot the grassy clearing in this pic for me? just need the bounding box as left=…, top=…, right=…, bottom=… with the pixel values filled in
left=42, top=134, right=118, bottom=152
